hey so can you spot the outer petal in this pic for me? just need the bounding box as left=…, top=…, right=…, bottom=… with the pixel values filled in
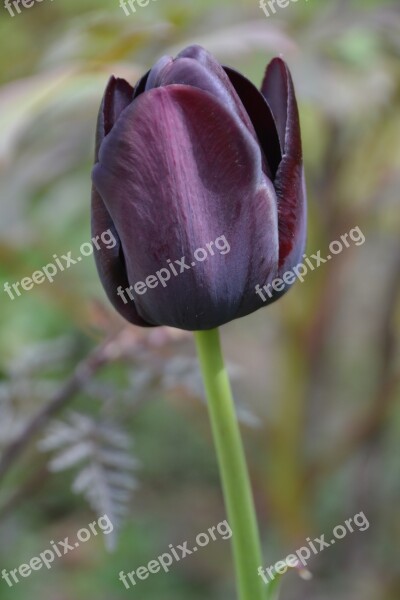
left=92, top=84, right=279, bottom=330
left=97, top=76, right=133, bottom=147
left=262, top=58, right=307, bottom=274
left=92, top=76, right=153, bottom=326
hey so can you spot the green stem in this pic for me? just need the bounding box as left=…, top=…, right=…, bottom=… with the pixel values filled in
left=194, top=328, right=268, bottom=600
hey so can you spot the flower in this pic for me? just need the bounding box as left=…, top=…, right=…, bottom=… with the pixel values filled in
left=91, top=45, right=306, bottom=330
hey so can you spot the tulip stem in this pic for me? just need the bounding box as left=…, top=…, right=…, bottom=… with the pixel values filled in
left=194, top=328, right=267, bottom=600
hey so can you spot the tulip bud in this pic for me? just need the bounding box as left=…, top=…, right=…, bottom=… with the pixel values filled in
left=91, top=45, right=306, bottom=330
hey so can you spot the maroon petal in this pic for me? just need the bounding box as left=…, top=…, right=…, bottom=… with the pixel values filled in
left=97, top=76, right=133, bottom=150
left=262, top=58, right=306, bottom=271
left=92, top=84, right=279, bottom=330
left=92, top=76, right=153, bottom=327
left=145, top=46, right=266, bottom=165
left=144, top=56, right=173, bottom=91
left=224, top=66, right=282, bottom=180
left=132, top=69, right=151, bottom=99
left=175, top=45, right=257, bottom=136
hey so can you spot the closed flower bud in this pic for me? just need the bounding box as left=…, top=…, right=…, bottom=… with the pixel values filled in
left=91, top=45, right=306, bottom=330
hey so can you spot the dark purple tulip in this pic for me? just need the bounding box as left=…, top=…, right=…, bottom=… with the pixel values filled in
left=91, top=45, right=306, bottom=331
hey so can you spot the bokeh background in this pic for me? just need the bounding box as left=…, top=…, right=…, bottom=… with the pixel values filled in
left=0, top=0, right=399, bottom=598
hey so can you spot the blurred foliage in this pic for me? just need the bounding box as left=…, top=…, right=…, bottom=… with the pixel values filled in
left=0, top=0, right=400, bottom=599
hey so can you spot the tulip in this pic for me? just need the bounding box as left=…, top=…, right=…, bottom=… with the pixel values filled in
left=91, top=45, right=306, bottom=331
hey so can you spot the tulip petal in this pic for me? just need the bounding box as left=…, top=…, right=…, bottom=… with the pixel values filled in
left=262, top=58, right=306, bottom=271
left=92, top=76, right=153, bottom=326
left=224, top=66, right=282, bottom=179
left=175, top=45, right=257, bottom=134
left=146, top=46, right=266, bottom=167
left=132, top=69, right=151, bottom=99
left=92, top=84, right=279, bottom=330
left=145, top=56, right=173, bottom=91
left=98, top=77, right=133, bottom=146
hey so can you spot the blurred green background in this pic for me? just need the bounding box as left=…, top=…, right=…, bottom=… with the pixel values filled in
left=0, top=0, right=399, bottom=598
